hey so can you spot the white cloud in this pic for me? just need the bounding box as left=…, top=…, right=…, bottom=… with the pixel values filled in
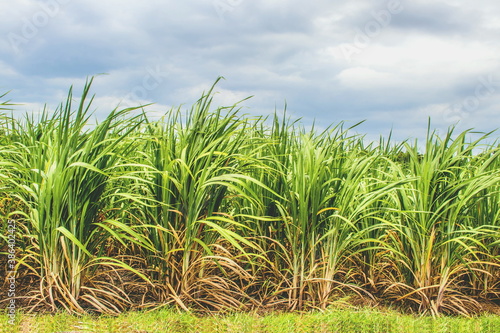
left=336, top=67, right=401, bottom=90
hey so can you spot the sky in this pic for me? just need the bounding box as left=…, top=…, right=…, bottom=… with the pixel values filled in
left=1, top=0, right=500, bottom=144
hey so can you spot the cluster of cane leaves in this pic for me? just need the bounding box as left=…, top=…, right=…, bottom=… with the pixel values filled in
left=121, top=79, right=271, bottom=311
left=378, top=126, right=500, bottom=315
left=231, top=117, right=404, bottom=311
left=0, top=79, right=153, bottom=314
left=0, top=79, right=499, bottom=316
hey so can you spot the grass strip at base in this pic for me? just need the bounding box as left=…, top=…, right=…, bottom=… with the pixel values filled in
left=1, top=308, right=499, bottom=333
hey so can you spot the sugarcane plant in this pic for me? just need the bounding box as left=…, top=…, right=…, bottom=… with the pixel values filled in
left=0, top=78, right=152, bottom=314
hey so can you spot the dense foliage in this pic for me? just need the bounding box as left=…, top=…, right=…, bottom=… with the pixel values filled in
left=1, top=78, right=499, bottom=316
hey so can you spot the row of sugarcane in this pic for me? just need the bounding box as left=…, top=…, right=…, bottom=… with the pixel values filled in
left=0, top=78, right=499, bottom=316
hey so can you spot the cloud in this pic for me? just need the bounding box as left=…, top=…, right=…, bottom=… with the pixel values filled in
left=0, top=0, right=499, bottom=144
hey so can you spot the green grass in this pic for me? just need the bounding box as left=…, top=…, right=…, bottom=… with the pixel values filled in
left=1, top=307, right=499, bottom=333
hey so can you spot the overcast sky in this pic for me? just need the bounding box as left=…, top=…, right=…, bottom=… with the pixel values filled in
left=1, top=0, right=499, bottom=144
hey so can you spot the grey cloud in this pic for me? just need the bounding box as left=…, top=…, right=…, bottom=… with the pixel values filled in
left=390, top=2, right=481, bottom=35
left=1, top=0, right=499, bottom=144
